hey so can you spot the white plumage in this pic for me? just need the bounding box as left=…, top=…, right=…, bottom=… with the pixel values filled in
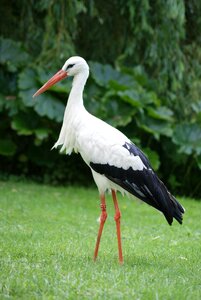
left=52, top=57, right=146, bottom=194
left=33, top=56, right=185, bottom=263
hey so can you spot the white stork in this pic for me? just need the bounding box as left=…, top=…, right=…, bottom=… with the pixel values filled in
left=33, top=56, right=185, bottom=264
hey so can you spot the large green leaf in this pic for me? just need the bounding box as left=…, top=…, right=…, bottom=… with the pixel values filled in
left=0, top=139, right=17, bottom=156
left=172, top=123, right=201, bottom=155
left=90, top=62, right=134, bottom=89
left=11, top=116, right=33, bottom=136
left=0, top=37, right=30, bottom=71
left=19, top=89, right=37, bottom=108
left=34, top=128, right=50, bottom=140
left=118, top=90, right=143, bottom=108
left=18, top=67, right=66, bottom=122
left=147, top=106, right=174, bottom=121
left=102, top=98, right=135, bottom=127
left=34, top=94, right=65, bottom=122
left=137, top=115, right=173, bottom=140
left=118, top=89, right=160, bottom=108
left=90, top=62, right=121, bottom=87
left=18, top=68, right=38, bottom=90
left=11, top=113, right=50, bottom=140
left=19, top=89, right=65, bottom=122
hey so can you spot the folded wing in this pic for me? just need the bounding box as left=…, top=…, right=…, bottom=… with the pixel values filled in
left=90, top=142, right=185, bottom=225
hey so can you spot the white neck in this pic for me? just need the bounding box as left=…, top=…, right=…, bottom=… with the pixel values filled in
left=53, top=69, right=89, bottom=152
left=67, top=69, right=89, bottom=110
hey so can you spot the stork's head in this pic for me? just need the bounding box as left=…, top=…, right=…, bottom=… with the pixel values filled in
left=62, top=56, right=89, bottom=77
left=33, top=56, right=89, bottom=98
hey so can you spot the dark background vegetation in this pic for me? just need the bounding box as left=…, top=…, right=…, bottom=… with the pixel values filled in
left=0, top=0, right=201, bottom=197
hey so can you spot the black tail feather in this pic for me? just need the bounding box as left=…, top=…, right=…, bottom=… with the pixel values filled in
left=152, top=178, right=185, bottom=225
left=164, top=193, right=185, bottom=225
left=118, top=171, right=185, bottom=225
left=90, top=162, right=185, bottom=225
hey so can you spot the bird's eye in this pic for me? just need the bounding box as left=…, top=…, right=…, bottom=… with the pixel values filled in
left=67, top=64, right=75, bottom=70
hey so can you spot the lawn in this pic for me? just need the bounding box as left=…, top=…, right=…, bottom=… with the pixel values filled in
left=0, top=180, right=200, bottom=300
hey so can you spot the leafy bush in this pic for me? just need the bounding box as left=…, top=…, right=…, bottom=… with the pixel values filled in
left=0, top=1, right=201, bottom=197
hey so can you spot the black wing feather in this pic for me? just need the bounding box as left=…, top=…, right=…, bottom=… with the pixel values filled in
left=90, top=142, right=184, bottom=225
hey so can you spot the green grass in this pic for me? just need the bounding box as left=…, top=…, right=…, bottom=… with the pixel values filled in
left=0, top=181, right=200, bottom=300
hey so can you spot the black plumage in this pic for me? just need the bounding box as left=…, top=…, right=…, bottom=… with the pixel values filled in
left=90, top=142, right=184, bottom=225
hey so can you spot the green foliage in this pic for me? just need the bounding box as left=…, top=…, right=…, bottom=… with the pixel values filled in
left=0, top=0, right=201, bottom=196
left=0, top=37, right=30, bottom=72
left=173, top=123, right=201, bottom=156
left=0, top=139, right=17, bottom=156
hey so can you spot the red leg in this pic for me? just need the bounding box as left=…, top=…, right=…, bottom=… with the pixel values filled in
left=94, top=194, right=107, bottom=261
left=112, top=190, right=123, bottom=264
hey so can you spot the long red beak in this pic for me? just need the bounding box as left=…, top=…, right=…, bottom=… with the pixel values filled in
left=33, top=69, right=67, bottom=98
